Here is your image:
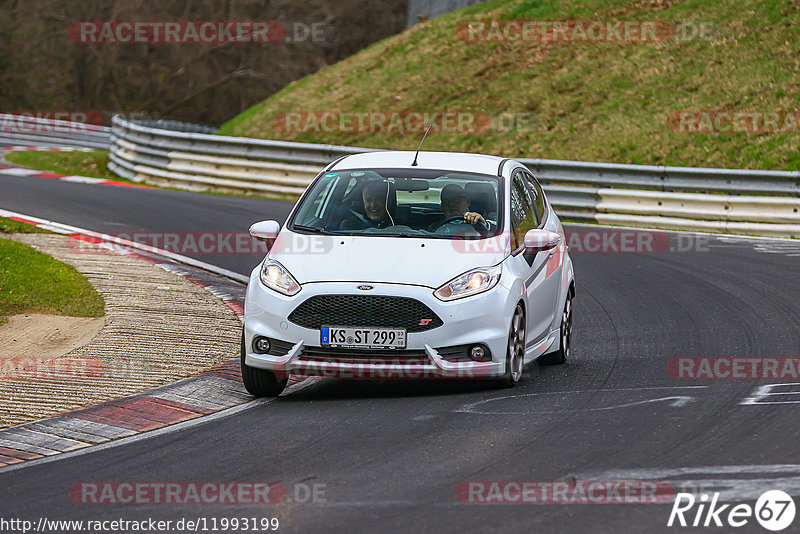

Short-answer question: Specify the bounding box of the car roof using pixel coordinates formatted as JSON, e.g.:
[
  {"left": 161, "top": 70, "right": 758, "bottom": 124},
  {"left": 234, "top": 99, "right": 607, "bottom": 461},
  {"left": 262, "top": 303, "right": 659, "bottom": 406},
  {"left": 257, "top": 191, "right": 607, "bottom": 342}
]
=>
[{"left": 330, "top": 151, "right": 506, "bottom": 176}]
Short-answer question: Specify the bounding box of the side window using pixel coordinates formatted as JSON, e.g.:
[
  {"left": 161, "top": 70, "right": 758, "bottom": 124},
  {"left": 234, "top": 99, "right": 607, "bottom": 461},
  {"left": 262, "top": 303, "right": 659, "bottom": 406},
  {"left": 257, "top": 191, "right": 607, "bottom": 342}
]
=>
[
  {"left": 510, "top": 171, "right": 537, "bottom": 252},
  {"left": 522, "top": 171, "right": 546, "bottom": 226}
]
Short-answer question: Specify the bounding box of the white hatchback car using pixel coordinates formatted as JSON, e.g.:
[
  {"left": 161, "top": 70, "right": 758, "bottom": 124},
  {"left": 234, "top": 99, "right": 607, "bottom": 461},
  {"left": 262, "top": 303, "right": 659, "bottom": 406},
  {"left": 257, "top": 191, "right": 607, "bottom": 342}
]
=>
[{"left": 242, "top": 151, "right": 574, "bottom": 396}]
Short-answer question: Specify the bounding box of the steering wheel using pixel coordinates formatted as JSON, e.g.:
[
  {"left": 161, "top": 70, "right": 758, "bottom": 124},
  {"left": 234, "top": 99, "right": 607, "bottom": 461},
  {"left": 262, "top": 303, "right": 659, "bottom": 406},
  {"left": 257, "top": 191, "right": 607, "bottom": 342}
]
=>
[{"left": 431, "top": 215, "right": 471, "bottom": 231}]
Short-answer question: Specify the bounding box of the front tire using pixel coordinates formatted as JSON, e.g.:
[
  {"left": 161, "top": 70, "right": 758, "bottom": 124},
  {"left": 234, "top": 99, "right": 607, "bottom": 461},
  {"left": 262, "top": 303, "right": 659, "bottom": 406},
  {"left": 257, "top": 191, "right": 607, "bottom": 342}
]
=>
[
  {"left": 498, "top": 304, "right": 525, "bottom": 388},
  {"left": 241, "top": 329, "right": 288, "bottom": 397},
  {"left": 539, "top": 292, "right": 573, "bottom": 366}
]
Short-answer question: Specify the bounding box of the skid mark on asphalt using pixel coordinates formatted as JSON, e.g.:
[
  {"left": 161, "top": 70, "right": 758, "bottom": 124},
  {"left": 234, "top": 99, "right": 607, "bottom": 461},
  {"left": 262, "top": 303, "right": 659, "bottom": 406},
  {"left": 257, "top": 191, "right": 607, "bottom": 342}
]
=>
[{"left": 455, "top": 386, "right": 708, "bottom": 415}]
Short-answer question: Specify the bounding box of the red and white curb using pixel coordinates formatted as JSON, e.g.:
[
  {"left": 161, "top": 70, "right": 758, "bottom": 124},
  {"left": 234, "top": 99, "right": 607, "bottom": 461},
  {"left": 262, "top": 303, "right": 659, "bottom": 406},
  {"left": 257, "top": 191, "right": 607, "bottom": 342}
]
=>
[
  {"left": 0, "top": 209, "right": 316, "bottom": 469},
  {"left": 0, "top": 162, "right": 154, "bottom": 189}
]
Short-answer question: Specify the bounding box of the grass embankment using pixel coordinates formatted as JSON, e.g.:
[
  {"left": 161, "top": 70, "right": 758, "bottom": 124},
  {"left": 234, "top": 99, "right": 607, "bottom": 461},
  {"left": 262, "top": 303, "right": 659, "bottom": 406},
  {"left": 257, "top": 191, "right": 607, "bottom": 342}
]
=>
[
  {"left": 219, "top": 0, "right": 800, "bottom": 171},
  {"left": 0, "top": 217, "right": 51, "bottom": 234},
  {"left": 0, "top": 236, "right": 105, "bottom": 325},
  {"left": 4, "top": 150, "right": 118, "bottom": 181}
]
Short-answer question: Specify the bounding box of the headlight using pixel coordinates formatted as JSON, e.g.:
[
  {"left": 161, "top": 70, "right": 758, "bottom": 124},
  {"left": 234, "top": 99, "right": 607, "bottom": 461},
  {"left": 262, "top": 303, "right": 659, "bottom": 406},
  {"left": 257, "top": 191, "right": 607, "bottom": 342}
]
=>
[
  {"left": 259, "top": 260, "right": 301, "bottom": 296},
  {"left": 434, "top": 265, "right": 502, "bottom": 301}
]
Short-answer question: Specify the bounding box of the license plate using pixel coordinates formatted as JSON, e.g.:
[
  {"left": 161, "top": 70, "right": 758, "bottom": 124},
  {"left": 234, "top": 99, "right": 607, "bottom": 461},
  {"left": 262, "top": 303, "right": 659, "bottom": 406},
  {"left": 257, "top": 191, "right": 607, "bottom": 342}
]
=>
[{"left": 321, "top": 326, "right": 406, "bottom": 349}]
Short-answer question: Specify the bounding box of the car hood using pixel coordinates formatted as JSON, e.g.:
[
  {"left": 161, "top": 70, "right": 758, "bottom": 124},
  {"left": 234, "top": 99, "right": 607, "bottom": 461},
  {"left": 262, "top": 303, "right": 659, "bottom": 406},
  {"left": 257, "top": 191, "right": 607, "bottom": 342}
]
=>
[{"left": 269, "top": 231, "right": 510, "bottom": 289}]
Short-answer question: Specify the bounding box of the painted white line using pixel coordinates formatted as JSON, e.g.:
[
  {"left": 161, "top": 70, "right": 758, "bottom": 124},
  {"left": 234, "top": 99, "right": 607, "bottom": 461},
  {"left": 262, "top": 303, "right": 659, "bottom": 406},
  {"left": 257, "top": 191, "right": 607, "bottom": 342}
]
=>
[
  {"left": 740, "top": 383, "right": 800, "bottom": 405},
  {"left": 60, "top": 175, "right": 105, "bottom": 184},
  {"left": 0, "top": 208, "right": 249, "bottom": 284},
  {"left": 0, "top": 376, "right": 321, "bottom": 474},
  {"left": 572, "top": 465, "right": 800, "bottom": 502},
  {"left": 0, "top": 167, "right": 37, "bottom": 176}
]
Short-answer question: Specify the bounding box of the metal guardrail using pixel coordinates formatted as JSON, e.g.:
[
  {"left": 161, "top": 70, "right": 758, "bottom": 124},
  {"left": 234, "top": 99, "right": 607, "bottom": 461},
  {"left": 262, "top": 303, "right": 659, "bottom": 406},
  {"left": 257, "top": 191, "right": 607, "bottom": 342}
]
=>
[
  {"left": 0, "top": 114, "right": 112, "bottom": 150},
  {"left": 3, "top": 112, "right": 792, "bottom": 239},
  {"left": 109, "top": 115, "right": 372, "bottom": 196},
  {"left": 521, "top": 159, "right": 800, "bottom": 196},
  {"left": 107, "top": 114, "right": 800, "bottom": 238}
]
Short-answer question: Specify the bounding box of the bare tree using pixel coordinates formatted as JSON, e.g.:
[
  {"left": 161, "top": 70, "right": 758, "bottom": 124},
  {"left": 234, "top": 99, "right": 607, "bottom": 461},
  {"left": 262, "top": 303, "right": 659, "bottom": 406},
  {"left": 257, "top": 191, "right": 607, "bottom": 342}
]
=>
[{"left": 0, "top": 0, "right": 408, "bottom": 125}]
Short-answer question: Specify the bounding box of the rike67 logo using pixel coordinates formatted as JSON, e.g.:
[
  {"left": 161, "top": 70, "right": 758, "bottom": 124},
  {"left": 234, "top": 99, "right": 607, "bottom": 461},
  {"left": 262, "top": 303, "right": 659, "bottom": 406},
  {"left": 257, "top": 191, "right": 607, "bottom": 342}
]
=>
[{"left": 668, "top": 490, "right": 796, "bottom": 531}]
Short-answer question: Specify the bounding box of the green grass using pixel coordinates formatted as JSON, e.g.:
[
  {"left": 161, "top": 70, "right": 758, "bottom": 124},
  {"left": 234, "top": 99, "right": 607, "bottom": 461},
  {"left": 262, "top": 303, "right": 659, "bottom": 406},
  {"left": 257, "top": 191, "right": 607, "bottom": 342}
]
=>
[
  {"left": 0, "top": 217, "right": 52, "bottom": 234},
  {"left": 218, "top": 0, "right": 800, "bottom": 171},
  {"left": 5, "top": 150, "right": 119, "bottom": 181},
  {"left": 0, "top": 238, "right": 105, "bottom": 325}
]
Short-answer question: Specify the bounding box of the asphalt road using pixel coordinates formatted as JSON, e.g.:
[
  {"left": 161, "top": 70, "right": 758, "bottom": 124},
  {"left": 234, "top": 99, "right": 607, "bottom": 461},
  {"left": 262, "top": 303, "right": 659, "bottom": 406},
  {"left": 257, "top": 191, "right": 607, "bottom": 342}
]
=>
[{"left": 2, "top": 170, "right": 800, "bottom": 533}]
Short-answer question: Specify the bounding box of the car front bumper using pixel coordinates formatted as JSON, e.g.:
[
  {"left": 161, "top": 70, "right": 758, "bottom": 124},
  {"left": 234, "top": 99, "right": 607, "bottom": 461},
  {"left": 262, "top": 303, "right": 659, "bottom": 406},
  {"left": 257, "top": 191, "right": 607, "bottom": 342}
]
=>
[{"left": 243, "top": 271, "right": 513, "bottom": 380}]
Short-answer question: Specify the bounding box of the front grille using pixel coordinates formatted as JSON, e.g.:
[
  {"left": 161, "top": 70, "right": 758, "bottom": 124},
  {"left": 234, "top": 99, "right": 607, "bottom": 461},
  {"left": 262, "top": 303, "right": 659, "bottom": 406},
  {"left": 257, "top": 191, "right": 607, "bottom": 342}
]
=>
[
  {"left": 288, "top": 295, "right": 443, "bottom": 333},
  {"left": 299, "top": 346, "right": 428, "bottom": 364}
]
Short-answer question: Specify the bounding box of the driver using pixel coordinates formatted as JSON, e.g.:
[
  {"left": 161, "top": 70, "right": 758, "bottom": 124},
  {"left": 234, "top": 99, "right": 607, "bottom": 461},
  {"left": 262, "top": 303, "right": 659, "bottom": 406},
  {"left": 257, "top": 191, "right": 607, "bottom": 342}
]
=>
[
  {"left": 340, "top": 181, "right": 395, "bottom": 230},
  {"left": 433, "top": 184, "right": 488, "bottom": 231}
]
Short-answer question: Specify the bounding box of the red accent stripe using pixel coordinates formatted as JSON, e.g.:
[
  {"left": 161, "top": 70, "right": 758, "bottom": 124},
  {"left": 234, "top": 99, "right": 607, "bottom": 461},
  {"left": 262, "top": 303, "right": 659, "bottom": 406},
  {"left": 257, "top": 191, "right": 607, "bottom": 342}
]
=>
[
  {"left": 203, "top": 359, "right": 242, "bottom": 381},
  {"left": 545, "top": 246, "right": 563, "bottom": 278},
  {"left": 0, "top": 446, "right": 44, "bottom": 460},
  {"left": 32, "top": 172, "right": 66, "bottom": 178},
  {"left": 74, "top": 397, "right": 210, "bottom": 431},
  {"left": 0, "top": 454, "right": 23, "bottom": 464},
  {"left": 100, "top": 180, "right": 156, "bottom": 189},
  {"left": 223, "top": 300, "right": 244, "bottom": 316},
  {"left": 126, "top": 253, "right": 160, "bottom": 264},
  {"left": 8, "top": 216, "right": 39, "bottom": 226},
  {"left": 69, "top": 233, "right": 104, "bottom": 244}
]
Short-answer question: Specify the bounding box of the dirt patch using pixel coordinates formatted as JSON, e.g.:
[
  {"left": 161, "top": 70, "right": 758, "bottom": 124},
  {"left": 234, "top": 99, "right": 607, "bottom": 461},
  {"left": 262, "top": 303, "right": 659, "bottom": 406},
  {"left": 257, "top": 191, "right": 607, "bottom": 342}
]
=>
[
  {"left": 0, "top": 314, "right": 105, "bottom": 360},
  {"left": 0, "top": 233, "right": 241, "bottom": 429}
]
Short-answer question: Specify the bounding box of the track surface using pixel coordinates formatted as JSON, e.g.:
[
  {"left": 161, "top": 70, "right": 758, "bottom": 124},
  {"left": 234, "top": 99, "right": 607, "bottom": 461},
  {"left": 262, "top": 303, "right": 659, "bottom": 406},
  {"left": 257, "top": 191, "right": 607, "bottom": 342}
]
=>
[{"left": 1, "top": 170, "right": 800, "bottom": 533}]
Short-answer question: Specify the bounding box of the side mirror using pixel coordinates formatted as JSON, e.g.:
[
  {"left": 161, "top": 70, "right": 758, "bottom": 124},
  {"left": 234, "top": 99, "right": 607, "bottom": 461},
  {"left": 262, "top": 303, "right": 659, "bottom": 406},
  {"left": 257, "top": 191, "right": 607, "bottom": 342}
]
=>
[
  {"left": 524, "top": 229, "right": 562, "bottom": 253},
  {"left": 249, "top": 220, "right": 281, "bottom": 242}
]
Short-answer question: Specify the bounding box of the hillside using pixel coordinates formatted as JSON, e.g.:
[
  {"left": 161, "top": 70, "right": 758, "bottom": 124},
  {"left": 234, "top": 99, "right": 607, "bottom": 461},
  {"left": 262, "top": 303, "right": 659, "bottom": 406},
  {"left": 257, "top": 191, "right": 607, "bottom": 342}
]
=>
[{"left": 218, "top": 0, "right": 800, "bottom": 170}]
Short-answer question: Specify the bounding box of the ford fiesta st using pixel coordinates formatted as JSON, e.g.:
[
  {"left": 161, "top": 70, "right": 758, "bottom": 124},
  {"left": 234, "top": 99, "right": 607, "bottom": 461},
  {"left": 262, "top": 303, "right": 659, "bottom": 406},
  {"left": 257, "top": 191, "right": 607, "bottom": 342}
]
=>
[{"left": 241, "top": 151, "right": 575, "bottom": 397}]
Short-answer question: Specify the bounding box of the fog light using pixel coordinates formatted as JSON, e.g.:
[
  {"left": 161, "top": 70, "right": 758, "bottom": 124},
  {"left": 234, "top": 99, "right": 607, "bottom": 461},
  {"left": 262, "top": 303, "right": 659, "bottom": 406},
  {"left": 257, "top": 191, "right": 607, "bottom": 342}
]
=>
[
  {"left": 254, "top": 336, "right": 271, "bottom": 354},
  {"left": 470, "top": 345, "right": 487, "bottom": 361}
]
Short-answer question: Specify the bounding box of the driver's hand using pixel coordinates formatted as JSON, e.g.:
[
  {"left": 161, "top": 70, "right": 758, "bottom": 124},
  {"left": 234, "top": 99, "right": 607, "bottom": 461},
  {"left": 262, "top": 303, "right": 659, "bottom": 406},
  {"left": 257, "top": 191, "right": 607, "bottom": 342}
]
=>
[{"left": 463, "top": 211, "right": 486, "bottom": 226}]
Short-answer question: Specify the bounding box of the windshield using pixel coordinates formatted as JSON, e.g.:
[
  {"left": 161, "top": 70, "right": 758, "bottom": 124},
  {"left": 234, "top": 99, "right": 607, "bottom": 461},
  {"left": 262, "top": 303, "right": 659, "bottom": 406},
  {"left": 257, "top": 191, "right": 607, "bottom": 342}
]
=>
[{"left": 289, "top": 168, "right": 503, "bottom": 239}]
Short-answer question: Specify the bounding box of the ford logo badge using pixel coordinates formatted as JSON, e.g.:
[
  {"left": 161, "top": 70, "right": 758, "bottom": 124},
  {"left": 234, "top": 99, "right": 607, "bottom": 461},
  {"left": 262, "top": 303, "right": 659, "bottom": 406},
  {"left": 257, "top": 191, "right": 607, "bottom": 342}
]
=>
[{"left": 357, "top": 285, "right": 374, "bottom": 291}]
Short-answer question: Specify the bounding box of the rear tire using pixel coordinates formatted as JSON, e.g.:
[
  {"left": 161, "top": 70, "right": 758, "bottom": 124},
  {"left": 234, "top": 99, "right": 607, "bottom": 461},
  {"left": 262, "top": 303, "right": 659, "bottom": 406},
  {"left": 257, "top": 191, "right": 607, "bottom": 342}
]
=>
[
  {"left": 498, "top": 304, "right": 525, "bottom": 388},
  {"left": 539, "top": 292, "right": 572, "bottom": 366},
  {"left": 240, "top": 329, "right": 288, "bottom": 397}
]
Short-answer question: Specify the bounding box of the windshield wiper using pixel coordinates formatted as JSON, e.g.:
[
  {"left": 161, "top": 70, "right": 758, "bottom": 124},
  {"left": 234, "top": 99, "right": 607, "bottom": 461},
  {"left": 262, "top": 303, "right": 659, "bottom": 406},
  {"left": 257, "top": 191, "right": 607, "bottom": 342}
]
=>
[{"left": 292, "top": 224, "right": 337, "bottom": 234}]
